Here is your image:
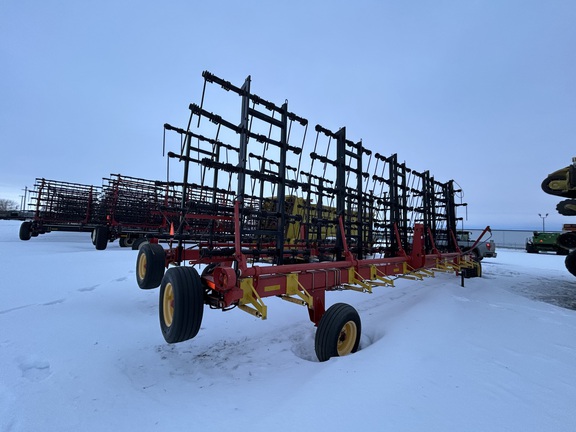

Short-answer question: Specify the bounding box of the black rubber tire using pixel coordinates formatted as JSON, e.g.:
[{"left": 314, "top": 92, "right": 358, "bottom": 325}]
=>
[
  {"left": 556, "top": 199, "right": 576, "bottom": 216},
  {"left": 565, "top": 250, "right": 576, "bottom": 277},
  {"left": 136, "top": 243, "right": 165, "bottom": 289},
  {"left": 131, "top": 237, "right": 148, "bottom": 250},
  {"left": 94, "top": 226, "right": 109, "bottom": 250},
  {"left": 557, "top": 232, "right": 576, "bottom": 250},
  {"left": 471, "top": 248, "right": 483, "bottom": 262},
  {"left": 159, "top": 266, "right": 204, "bottom": 344},
  {"left": 119, "top": 236, "right": 136, "bottom": 248},
  {"left": 201, "top": 263, "right": 218, "bottom": 278},
  {"left": 19, "top": 222, "right": 32, "bottom": 241},
  {"left": 463, "top": 262, "right": 482, "bottom": 278},
  {"left": 315, "top": 303, "right": 361, "bottom": 362},
  {"left": 542, "top": 172, "right": 576, "bottom": 198},
  {"left": 541, "top": 174, "right": 567, "bottom": 196}
]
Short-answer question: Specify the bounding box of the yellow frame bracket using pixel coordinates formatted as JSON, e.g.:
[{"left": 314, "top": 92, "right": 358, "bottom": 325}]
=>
[
  {"left": 342, "top": 268, "right": 373, "bottom": 293},
  {"left": 371, "top": 265, "right": 395, "bottom": 287},
  {"left": 459, "top": 258, "right": 482, "bottom": 276},
  {"left": 238, "top": 278, "right": 268, "bottom": 320},
  {"left": 435, "top": 259, "right": 460, "bottom": 272},
  {"left": 398, "top": 262, "right": 434, "bottom": 281},
  {"left": 459, "top": 259, "right": 475, "bottom": 269},
  {"left": 282, "top": 273, "right": 313, "bottom": 308}
]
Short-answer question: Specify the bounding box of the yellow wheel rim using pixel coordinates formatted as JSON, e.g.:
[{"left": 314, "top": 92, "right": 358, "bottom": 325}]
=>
[
  {"left": 550, "top": 179, "right": 568, "bottom": 192},
  {"left": 163, "top": 282, "right": 174, "bottom": 327},
  {"left": 337, "top": 320, "right": 357, "bottom": 356},
  {"left": 138, "top": 254, "right": 147, "bottom": 281}
]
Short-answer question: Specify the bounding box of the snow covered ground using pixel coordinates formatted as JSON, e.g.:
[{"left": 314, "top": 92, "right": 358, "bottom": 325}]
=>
[{"left": 1, "top": 219, "right": 575, "bottom": 431}]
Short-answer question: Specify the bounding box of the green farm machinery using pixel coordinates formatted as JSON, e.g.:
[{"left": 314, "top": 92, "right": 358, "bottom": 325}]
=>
[{"left": 541, "top": 158, "right": 576, "bottom": 275}]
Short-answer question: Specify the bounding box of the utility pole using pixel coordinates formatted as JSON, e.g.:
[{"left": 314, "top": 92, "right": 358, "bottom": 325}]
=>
[
  {"left": 538, "top": 213, "right": 548, "bottom": 232},
  {"left": 21, "top": 186, "right": 28, "bottom": 211}
]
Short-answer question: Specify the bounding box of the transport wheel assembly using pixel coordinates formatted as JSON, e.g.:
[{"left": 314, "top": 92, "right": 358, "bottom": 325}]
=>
[
  {"left": 19, "top": 221, "right": 32, "bottom": 241},
  {"left": 315, "top": 303, "right": 361, "bottom": 362},
  {"left": 565, "top": 250, "right": 576, "bottom": 277},
  {"left": 136, "top": 243, "right": 165, "bottom": 289},
  {"left": 159, "top": 266, "right": 204, "bottom": 344},
  {"left": 94, "top": 226, "right": 109, "bottom": 251}
]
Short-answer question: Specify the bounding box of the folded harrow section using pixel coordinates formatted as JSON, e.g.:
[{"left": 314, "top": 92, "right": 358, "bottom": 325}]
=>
[
  {"left": 20, "top": 174, "right": 210, "bottom": 249},
  {"left": 100, "top": 174, "right": 166, "bottom": 229},
  {"left": 19, "top": 178, "right": 101, "bottom": 240},
  {"left": 137, "top": 71, "right": 484, "bottom": 361},
  {"left": 161, "top": 71, "right": 308, "bottom": 264},
  {"left": 93, "top": 174, "right": 175, "bottom": 249}
]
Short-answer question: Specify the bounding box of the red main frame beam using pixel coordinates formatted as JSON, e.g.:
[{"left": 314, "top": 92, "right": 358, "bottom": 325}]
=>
[{"left": 199, "top": 202, "right": 472, "bottom": 325}]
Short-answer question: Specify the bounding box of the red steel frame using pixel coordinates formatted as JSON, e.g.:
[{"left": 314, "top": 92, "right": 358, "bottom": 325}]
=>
[
  {"left": 158, "top": 202, "right": 486, "bottom": 326},
  {"left": 145, "top": 70, "right": 488, "bottom": 329}
]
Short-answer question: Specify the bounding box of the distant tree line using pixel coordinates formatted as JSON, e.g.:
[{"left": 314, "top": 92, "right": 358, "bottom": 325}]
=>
[{"left": 0, "top": 198, "right": 19, "bottom": 211}]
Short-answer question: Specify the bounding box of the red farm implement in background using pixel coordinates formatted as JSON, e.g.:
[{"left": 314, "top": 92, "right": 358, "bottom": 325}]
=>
[
  {"left": 19, "top": 178, "right": 101, "bottom": 241},
  {"left": 91, "top": 174, "right": 184, "bottom": 250},
  {"left": 134, "top": 71, "right": 487, "bottom": 361},
  {"left": 19, "top": 174, "right": 186, "bottom": 250}
]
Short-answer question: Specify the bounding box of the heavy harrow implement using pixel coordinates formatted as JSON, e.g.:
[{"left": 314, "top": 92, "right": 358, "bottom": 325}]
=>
[
  {"left": 19, "top": 174, "right": 185, "bottom": 249},
  {"left": 19, "top": 178, "right": 101, "bottom": 241},
  {"left": 136, "top": 71, "right": 483, "bottom": 361},
  {"left": 92, "top": 174, "right": 183, "bottom": 250}
]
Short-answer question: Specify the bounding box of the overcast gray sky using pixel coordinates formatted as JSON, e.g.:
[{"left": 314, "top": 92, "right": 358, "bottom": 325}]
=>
[{"left": 1, "top": 1, "right": 575, "bottom": 230}]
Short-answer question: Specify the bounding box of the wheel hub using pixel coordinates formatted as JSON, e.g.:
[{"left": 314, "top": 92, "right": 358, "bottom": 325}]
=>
[
  {"left": 337, "top": 320, "right": 358, "bottom": 356},
  {"left": 163, "top": 283, "right": 175, "bottom": 327},
  {"left": 138, "top": 255, "right": 147, "bottom": 280}
]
